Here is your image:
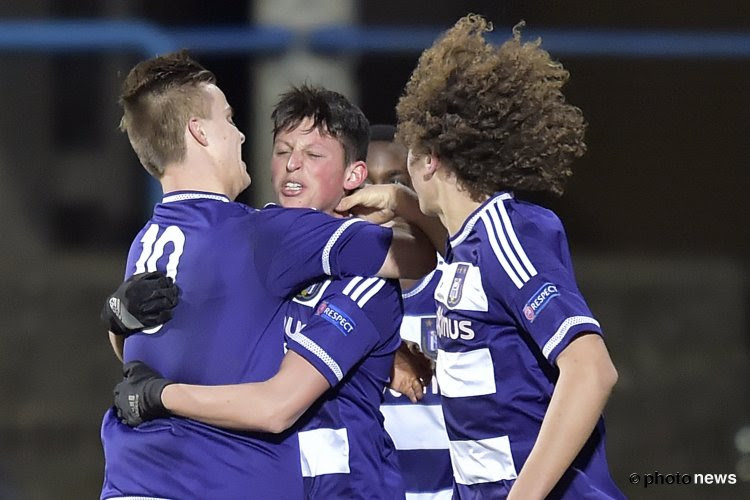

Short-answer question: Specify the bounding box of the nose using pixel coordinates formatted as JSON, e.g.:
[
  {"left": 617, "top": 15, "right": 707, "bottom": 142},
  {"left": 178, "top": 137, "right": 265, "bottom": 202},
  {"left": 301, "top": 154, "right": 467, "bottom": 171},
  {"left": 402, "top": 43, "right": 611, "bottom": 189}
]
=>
[{"left": 286, "top": 151, "right": 302, "bottom": 172}]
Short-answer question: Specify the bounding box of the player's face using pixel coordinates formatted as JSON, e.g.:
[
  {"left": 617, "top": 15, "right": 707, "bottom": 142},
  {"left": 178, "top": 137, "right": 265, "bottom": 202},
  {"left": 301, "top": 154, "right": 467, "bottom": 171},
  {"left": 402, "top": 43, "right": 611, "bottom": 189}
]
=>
[
  {"left": 202, "top": 84, "right": 250, "bottom": 198},
  {"left": 365, "top": 141, "right": 410, "bottom": 188},
  {"left": 407, "top": 148, "right": 437, "bottom": 216},
  {"left": 271, "top": 117, "right": 354, "bottom": 214}
]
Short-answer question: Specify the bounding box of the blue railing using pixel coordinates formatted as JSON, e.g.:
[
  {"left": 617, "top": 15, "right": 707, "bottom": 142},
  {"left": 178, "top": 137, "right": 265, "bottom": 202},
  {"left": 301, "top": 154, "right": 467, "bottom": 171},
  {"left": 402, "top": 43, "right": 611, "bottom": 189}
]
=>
[{"left": 1, "top": 19, "right": 750, "bottom": 59}]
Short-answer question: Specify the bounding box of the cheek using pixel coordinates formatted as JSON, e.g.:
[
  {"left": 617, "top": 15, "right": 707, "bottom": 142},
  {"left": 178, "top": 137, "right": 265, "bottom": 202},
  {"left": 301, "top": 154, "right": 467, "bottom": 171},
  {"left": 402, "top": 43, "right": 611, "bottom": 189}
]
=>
[
  {"left": 270, "top": 160, "right": 285, "bottom": 182},
  {"left": 406, "top": 162, "right": 416, "bottom": 179},
  {"left": 317, "top": 177, "right": 340, "bottom": 198}
]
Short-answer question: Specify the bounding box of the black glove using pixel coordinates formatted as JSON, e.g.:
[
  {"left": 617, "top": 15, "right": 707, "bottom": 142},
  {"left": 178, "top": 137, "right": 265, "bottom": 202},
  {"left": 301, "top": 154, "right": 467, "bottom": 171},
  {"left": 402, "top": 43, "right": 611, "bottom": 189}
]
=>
[
  {"left": 101, "top": 271, "right": 179, "bottom": 336},
  {"left": 114, "top": 361, "right": 174, "bottom": 426}
]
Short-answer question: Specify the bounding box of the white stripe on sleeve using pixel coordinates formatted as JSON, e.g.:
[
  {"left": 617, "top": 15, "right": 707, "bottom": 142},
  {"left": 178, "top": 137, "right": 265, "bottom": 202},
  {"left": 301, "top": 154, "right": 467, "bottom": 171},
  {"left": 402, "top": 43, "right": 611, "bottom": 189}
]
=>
[
  {"left": 487, "top": 205, "right": 530, "bottom": 282},
  {"left": 348, "top": 277, "right": 380, "bottom": 302},
  {"left": 542, "top": 316, "right": 600, "bottom": 359},
  {"left": 480, "top": 213, "right": 524, "bottom": 289},
  {"left": 342, "top": 276, "right": 363, "bottom": 295},
  {"left": 322, "top": 218, "right": 362, "bottom": 275},
  {"left": 497, "top": 200, "right": 537, "bottom": 277},
  {"left": 287, "top": 330, "right": 343, "bottom": 381},
  {"left": 356, "top": 279, "right": 386, "bottom": 307}
]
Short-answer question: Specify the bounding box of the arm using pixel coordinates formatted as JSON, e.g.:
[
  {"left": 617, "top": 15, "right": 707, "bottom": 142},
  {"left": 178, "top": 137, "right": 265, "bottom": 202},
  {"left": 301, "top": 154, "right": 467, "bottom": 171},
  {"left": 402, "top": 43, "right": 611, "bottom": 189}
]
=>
[
  {"left": 378, "top": 221, "right": 438, "bottom": 280},
  {"left": 162, "top": 351, "right": 330, "bottom": 433},
  {"left": 338, "top": 184, "right": 447, "bottom": 256},
  {"left": 100, "top": 271, "right": 179, "bottom": 359},
  {"left": 507, "top": 334, "right": 618, "bottom": 500},
  {"left": 258, "top": 203, "right": 438, "bottom": 291},
  {"left": 389, "top": 341, "right": 433, "bottom": 403},
  {"left": 109, "top": 332, "right": 124, "bottom": 362}
]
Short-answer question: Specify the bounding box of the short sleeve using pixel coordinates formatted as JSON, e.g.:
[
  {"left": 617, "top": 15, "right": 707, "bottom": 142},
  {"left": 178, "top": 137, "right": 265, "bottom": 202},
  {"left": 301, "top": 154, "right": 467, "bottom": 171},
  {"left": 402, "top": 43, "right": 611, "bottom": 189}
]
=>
[
  {"left": 285, "top": 279, "right": 402, "bottom": 386},
  {"left": 254, "top": 206, "right": 393, "bottom": 297},
  {"left": 502, "top": 269, "right": 602, "bottom": 365},
  {"left": 479, "top": 201, "right": 603, "bottom": 365}
]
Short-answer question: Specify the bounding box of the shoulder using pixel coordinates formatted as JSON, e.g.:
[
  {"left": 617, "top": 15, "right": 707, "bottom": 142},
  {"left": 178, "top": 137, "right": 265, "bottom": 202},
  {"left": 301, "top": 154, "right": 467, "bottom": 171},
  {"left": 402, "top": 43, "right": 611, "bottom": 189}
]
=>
[
  {"left": 329, "top": 276, "right": 400, "bottom": 310},
  {"left": 463, "top": 196, "right": 568, "bottom": 292},
  {"left": 290, "top": 276, "right": 400, "bottom": 310},
  {"left": 257, "top": 204, "right": 331, "bottom": 224}
]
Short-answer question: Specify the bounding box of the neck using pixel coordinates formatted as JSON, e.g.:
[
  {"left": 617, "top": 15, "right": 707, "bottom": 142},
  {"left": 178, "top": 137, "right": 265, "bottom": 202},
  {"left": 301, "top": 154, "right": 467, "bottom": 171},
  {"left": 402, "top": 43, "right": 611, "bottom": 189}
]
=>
[
  {"left": 433, "top": 181, "right": 486, "bottom": 237},
  {"left": 399, "top": 277, "right": 419, "bottom": 291},
  {"left": 160, "top": 160, "right": 237, "bottom": 200}
]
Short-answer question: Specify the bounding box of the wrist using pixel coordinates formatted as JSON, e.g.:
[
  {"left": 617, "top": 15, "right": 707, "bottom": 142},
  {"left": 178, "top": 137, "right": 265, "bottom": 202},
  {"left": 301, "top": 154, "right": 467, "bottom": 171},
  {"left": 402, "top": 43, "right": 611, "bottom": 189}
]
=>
[
  {"left": 144, "top": 377, "right": 174, "bottom": 418},
  {"left": 393, "top": 184, "right": 415, "bottom": 218},
  {"left": 160, "top": 383, "right": 178, "bottom": 411}
]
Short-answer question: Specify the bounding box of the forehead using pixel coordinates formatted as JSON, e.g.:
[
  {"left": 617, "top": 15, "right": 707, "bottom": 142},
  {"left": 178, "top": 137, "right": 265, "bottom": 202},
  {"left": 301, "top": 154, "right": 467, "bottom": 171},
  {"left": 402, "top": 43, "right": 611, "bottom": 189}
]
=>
[
  {"left": 203, "top": 83, "right": 229, "bottom": 109},
  {"left": 276, "top": 117, "right": 341, "bottom": 146}
]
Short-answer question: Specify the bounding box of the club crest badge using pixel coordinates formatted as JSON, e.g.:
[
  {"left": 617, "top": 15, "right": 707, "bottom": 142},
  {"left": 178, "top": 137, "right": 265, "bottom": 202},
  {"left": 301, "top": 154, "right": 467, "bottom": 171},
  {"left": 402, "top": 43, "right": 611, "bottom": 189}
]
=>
[
  {"left": 296, "top": 282, "right": 323, "bottom": 302},
  {"left": 447, "top": 263, "right": 469, "bottom": 308},
  {"left": 420, "top": 317, "right": 439, "bottom": 360}
]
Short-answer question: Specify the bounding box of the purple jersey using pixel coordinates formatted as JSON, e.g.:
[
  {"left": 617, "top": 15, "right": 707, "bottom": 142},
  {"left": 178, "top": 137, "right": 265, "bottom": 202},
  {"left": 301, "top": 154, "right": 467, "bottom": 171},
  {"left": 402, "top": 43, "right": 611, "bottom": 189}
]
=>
[
  {"left": 436, "top": 192, "right": 624, "bottom": 499},
  {"left": 101, "top": 191, "right": 392, "bottom": 500},
  {"left": 283, "top": 276, "right": 404, "bottom": 499},
  {"left": 381, "top": 267, "right": 454, "bottom": 499}
]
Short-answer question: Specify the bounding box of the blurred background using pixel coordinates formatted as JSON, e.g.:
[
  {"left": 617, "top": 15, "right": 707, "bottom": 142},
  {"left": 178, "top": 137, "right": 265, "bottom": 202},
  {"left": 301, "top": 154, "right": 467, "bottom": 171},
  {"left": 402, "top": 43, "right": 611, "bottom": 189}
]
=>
[{"left": 0, "top": 1, "right": 748, "bottom": 498}]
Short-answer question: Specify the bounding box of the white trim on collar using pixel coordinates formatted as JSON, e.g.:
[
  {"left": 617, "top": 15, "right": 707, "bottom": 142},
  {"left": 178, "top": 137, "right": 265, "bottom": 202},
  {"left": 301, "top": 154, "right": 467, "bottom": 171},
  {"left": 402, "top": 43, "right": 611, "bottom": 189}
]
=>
[
  {"left": 450, "top": 192, "right": 513, "bottom": 247},
  {"left": 162, "top": 193, "right": 230, "bottom": 204}
]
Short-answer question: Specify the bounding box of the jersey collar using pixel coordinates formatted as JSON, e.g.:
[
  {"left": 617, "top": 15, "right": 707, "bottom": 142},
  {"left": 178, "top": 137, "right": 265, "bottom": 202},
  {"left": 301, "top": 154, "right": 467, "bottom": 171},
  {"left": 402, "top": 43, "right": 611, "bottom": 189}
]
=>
[
  {"left": 162, "top": 191, "right": 231, "bottom": 204},
  {"left": 449, "top": 191, "right": 513, "bottom": 247}
]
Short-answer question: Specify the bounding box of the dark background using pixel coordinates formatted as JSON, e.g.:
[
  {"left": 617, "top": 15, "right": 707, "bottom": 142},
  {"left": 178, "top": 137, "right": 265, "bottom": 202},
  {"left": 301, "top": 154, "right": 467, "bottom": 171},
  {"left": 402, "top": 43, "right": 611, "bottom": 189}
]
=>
[{"left": 0, "top": 1, "right": 748, "bottom": 499}]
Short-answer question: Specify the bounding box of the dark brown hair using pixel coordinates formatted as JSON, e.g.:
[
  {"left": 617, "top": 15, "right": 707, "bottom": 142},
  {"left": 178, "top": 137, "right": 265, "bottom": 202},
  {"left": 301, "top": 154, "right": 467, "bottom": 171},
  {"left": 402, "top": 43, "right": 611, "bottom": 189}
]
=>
[
  {"left": 272, "top": 85, "right": 369, "bottom": 165},
  {"left": 396, "top": 15, "right": 587, "bottom": 198},
  {"left": 119, "top": 50, "right": 216, "bottom": 177}
]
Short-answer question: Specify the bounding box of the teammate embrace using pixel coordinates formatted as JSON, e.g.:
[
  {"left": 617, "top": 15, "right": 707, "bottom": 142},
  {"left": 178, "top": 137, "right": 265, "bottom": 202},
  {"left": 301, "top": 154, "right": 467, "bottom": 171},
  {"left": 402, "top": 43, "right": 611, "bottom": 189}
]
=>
[{"left": 101, "top": 13, "right": 624, "bottom": 500}]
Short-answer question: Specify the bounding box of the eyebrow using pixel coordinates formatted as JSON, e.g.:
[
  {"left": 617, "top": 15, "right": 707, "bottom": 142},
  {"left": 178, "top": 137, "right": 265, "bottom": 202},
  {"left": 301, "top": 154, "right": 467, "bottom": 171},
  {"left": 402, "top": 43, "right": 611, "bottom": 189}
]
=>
[{"left": 274, "top": 138, "right": 330, "bottom": 151}]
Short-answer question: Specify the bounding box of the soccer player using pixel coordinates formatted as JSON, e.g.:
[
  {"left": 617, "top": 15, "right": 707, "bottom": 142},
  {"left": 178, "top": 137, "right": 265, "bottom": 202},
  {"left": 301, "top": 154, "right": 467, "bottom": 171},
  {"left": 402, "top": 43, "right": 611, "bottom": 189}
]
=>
[
  {"left": 101, "top": 53, "right": 431, "bottom": 500},
  {"left": 369, "top": 124, "right": 454, "bottom": 499},
  {"left": 337, "top": 15, "right": 625, "bottom": 500}
]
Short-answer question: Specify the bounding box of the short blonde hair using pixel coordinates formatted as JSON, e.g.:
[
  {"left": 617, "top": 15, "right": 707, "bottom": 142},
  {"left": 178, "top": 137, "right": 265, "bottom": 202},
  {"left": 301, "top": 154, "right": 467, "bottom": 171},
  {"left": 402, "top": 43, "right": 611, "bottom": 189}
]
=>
[{"left": 119, "top": 50, "right": 216, "bottom": 177}]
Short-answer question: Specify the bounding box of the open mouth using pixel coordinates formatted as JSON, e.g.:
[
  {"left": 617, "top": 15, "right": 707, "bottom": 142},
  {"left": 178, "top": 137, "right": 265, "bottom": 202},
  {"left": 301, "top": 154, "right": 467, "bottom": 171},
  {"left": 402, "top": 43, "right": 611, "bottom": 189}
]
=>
[{"left": 282, "top": 181, "right": 303, "bottom": 194}]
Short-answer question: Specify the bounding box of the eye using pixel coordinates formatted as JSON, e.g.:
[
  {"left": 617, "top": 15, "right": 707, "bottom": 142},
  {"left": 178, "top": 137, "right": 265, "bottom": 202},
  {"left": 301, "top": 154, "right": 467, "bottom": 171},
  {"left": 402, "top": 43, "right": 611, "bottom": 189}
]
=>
[
  {"left": 274, "top": 149, "right": 290, "bottom": 156},
  {"left": 307, "top": 152, "right": 324, "bottom": 159}
]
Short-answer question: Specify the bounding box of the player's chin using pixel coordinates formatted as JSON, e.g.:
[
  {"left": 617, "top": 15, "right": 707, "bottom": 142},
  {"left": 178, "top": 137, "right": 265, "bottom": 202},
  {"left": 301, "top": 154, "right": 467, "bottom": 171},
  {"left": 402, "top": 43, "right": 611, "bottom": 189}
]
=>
[{"left": 278, "top": 193, "right": 309, "bottom": 209}]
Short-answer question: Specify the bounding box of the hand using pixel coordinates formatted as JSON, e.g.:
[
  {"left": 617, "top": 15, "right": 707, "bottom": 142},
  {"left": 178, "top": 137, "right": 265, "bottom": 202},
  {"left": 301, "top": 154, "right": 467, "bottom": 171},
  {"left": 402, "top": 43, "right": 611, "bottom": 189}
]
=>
[
  {"left": 389, "top": 341, "right": 434, "bottom": 403},
  {"left": 336, "top": 184, "right": 406, "bottom": 224},
  {"left": 101, "top": 271, "right": 179, "bottom": 336},
  {"left": 114, "top": 361, "right": 173, "bottom": 426}
]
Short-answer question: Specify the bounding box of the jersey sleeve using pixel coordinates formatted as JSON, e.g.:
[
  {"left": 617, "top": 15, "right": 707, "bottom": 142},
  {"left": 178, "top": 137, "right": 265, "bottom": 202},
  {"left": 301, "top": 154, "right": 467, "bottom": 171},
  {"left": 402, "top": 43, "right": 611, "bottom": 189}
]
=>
[
  {"left": 481, "top": 214, "right": 602, "bottom": 365},
  {"left": 285, "top": 279, "right": 402, "bottom": 387},
  {"left": 506, "top": 270, "right": 602, "bottom": 364},
  {"left": 254, "top": 206, "right": 393, "bottom": 297}
]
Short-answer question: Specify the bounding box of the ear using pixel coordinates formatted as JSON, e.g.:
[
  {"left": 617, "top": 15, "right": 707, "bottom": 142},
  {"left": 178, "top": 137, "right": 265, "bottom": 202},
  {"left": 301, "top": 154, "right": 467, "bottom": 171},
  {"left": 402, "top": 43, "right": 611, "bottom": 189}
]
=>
[
  {"left": 423, "top": 153, "right": 439, "bottom": 177},
  {"left": 343, "top": 161, "right": 367, "bottom": 190},
  {"left": 187, "top": 117, "right": 209, "bottom": 147}
]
